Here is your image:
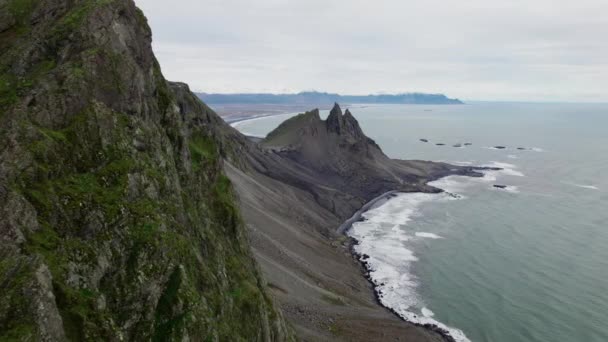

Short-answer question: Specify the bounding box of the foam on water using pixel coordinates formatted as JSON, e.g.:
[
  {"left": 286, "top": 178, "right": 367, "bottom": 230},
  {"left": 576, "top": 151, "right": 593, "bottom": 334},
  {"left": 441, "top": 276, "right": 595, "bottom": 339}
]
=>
[
  {"left": 422, "top": 307, "right": 435, "bottom": 317},
  {"left": 415, "top": 232, "right": 443, "bottom": 239},
  {"left": 507, "top": 154, "right": 519, "bottom": 159},
  {"left": 492, "top": 185, "right": 520, "bottom": 193},
  {"left": 483, "top": 161, "right": 525, "bottom": 177},
  {"left": 348, "top": 190, "right": 472, "bottom": 342}
]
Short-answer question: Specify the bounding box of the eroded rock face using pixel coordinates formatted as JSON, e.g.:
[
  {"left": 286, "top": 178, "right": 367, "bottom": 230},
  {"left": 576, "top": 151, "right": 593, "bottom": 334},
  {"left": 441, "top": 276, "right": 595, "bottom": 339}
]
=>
[
  {"left": 256, "top": 103, "right": 487, "bottom": 221},
  {"left": 0, "top": 0, "right": 292, "bottom": 340}
]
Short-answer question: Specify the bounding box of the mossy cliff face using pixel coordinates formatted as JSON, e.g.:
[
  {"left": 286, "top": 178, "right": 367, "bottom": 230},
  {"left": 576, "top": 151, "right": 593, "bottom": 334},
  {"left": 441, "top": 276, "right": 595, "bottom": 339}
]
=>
[{"left": 0, "top": 0, "right": 292, "bottom": 340}]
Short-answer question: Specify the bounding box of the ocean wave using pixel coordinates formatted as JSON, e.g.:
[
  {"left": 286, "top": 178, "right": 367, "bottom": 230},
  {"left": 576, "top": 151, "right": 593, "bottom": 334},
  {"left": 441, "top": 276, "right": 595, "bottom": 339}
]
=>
[
  {"left": 429, "top": 175, "right": 478, "bottom": 194},
  {"left": 483, "top": 161, "right": 525, "bottom": 177},
  {"left": 507, "top": 154, "right": 519, "bottom": 159},
  {"left": 421, "top": 307, "right": 435, "bottom": 317},
  {"left": 348, "top": 192, "right": 472, "bottom": 342},
  {"left": 415, "top": 232, "right": 443, "bottom": 239}
]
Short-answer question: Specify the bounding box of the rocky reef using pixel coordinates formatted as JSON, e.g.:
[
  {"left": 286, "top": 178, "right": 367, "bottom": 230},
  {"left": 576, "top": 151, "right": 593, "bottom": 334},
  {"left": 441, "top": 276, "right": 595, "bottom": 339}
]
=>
[{"left": 0, "top": 0, "right": 292, "bottom": 340}]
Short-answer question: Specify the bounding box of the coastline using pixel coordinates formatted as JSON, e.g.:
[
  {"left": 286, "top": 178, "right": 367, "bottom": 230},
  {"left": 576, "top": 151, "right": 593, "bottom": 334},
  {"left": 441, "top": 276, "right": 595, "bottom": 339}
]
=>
[
  {"left": 346, "top": 231, "right": 458, "bottom": 342},
  {"left": 210, "top": 103, "right": 333, "bottom": 124},
  {"left": 336, "top": 171, "right": 497, "bottom": 342},
  {"left": 336, "top": 190, "right": 400, "bottom": 234},
  {"left": 226, "top": 111, "right": 295, "bottom": 124}
]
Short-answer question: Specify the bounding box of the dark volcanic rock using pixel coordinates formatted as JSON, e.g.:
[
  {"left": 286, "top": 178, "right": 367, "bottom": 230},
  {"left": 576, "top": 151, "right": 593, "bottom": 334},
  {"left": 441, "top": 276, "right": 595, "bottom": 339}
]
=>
[
  {"left": 420, "top": 138, "right": 429, "bottom": 142},
  {"left": 494, "top": 146, "right": 507, "bottom": 149},
  {"left": 493, "top": 185, "right": 508, "bottom": 189},
  {"left": 259, "top": 103, "right": 490, "bottom": 220},
  {"left": 453, "top": 144, "right": 462, "bottom": 148},
  {"left": 464, "top": 142, "right": 472, "bottom": 146},
  {"left": 517, "top": 147, "right": 527, "bottom": 150},
  {"left": 436, "top": 143, "right": 446, "bottom": 146}
]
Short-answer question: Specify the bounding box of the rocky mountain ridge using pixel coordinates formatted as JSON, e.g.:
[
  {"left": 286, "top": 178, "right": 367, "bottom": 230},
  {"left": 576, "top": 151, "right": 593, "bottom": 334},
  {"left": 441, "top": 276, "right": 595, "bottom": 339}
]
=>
[
  {"left": 197, "top": 91, "right": 464, "bottom": 105},
  {"left": 0, "top": 0, "right": 291, "bottom": 340},
  {"left": 257, "top": 103, "right": 485, "bottom": 217}
]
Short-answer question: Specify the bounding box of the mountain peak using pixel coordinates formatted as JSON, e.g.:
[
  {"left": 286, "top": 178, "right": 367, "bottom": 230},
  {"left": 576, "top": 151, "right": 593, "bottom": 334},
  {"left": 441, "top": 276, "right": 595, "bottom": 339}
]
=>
[
  {"left": 324, "top": 104, "right": 365, "bottom": 142},
  {"left": 326, "top": 102, "right": 344, "bottom": 134}
]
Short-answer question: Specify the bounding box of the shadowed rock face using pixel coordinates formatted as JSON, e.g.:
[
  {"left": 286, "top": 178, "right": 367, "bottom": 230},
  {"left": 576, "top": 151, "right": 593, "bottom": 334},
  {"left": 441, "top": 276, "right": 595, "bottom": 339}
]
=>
[
  {"left": 256, "top": 103, "right": 485, "bottom": 218},
  {"left": 0, "top": 0, "right": 292, "bottom": 340}
]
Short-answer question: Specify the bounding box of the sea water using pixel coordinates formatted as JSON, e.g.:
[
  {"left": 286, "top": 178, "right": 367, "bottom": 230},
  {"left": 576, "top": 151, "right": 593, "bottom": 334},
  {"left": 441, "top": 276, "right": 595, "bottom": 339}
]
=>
[{"left": 231, "top": 102, "right": 608, "bottom": 342}]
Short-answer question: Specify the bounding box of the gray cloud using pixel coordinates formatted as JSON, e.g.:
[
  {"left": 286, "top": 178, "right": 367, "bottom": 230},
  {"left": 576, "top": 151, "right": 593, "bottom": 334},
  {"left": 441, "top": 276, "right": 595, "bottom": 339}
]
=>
[{"left": 135, "top": 0, "right": 608, "bottom": 101}]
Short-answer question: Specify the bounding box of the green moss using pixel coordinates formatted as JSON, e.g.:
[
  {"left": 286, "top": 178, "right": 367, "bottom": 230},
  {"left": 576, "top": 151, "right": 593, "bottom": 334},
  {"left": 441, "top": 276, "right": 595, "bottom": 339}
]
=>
[
  {"left": 0, "top": 74, "right": 18, "bottom": 108},
  {"left": 0, "top": 322, "right": 36, "bottom": 341},
  {"left": 0, "top": 59, "right": 56, "bottom": 110},
  {"left": 49, "top": 0, "right": 117, "bottom": 45},
  {"left": 38, "top": 127, "right": 68, "bottom": 143},
  {"left": 153, "top": 267, "right": 186, "bottom": 341},
  {"left": 69, "top": 66, "right": 86, "bottom": 80},
  {"left": 55, "top": 2, "right": 93, "bottom": 33},
  {"left": 152, "top": 62, "right": 174, "bottom": 115},
  {"left": 0, "top": 255, "right": 38, "bottom": 340},
  {"left": 188, "top": 133, "right": 217, "bottom": 172},
  {"left": 8, "top": 0, "right": 36, "bottom": 26},
  {"left": 22, "top": 224, "right": 106, "bottom": 340},
  {"left": 211, "top": 175, "right": 240, "bottom": 230}
]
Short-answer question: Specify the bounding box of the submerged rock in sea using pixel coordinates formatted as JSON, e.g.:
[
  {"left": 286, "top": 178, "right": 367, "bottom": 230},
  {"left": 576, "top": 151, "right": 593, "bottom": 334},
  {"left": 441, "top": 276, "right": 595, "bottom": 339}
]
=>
[
  {"left": 436, "top": 143, "right": 445, "bottom": 146},
  {"left": 494, "top": 146, "right": 507, "bottom": 149},
  {"left": 453, "top": 144, "right": 462, "bottom": 148},
  {"left": 420, "top": 139, "right": 429, "bottom": 142},
  {"left": 464, "top": 142, "right": 472, "bottom": 146},
  {"left": 493, "top": 185, "right": 508, "bottom": 189},
  {"left": 517, "top": 147, "right": 527, "bottom": 150}
]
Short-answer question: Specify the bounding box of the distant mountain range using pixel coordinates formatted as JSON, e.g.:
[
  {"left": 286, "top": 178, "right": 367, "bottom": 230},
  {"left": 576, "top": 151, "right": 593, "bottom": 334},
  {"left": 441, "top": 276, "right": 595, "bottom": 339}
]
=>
[{"left": 196, "top": 91, "right": 463, "bottom": 105}]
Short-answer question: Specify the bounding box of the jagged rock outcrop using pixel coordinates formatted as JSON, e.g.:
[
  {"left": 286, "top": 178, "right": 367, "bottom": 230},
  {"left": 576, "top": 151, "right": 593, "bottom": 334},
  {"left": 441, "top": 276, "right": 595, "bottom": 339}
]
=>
[
  {"left": 257, "top": 103, "right": 485, "bottom": 219},
  {"left": 0, "top": 0, "right": 292, "bottom": 340}
]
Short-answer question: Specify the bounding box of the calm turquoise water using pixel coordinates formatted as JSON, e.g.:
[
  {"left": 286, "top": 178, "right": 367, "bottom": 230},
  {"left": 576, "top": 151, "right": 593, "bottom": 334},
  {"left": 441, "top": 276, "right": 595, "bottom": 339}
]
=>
[{"left": 231, "top": 103, "right": 608, "bottom": 342}]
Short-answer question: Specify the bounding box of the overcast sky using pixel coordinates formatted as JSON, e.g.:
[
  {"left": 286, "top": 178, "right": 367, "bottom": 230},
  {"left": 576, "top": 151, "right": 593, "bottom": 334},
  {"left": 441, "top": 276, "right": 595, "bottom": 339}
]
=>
[{"left": 135, "top": 0, "right": 607, "bottom": 102}]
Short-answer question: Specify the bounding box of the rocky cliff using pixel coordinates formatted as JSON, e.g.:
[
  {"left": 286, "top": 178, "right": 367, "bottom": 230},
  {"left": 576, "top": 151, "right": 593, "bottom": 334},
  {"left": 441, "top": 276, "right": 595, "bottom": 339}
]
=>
[
  {"left": 0, "top": 0, "right": 292, "bottom": 340},
  {"left": 259, "top": 103, "right": 484, "bottom": 219}
]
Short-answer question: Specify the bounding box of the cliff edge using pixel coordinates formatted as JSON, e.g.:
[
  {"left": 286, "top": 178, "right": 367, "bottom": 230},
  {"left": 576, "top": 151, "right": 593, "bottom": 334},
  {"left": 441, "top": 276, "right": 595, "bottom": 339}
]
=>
[{"left": 0, "top": 0, "right": 292, "bottom": 340}]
